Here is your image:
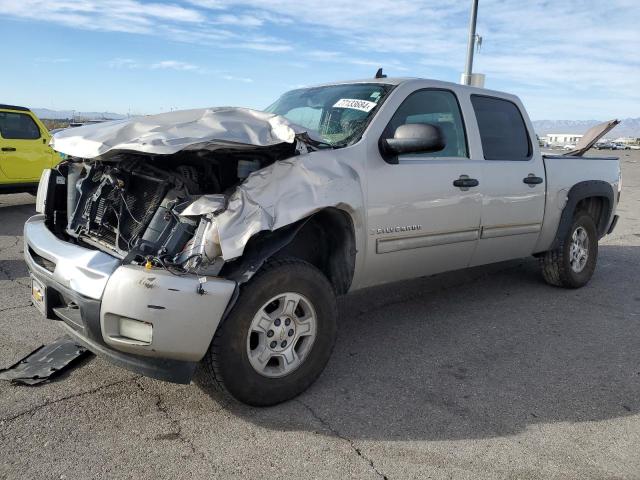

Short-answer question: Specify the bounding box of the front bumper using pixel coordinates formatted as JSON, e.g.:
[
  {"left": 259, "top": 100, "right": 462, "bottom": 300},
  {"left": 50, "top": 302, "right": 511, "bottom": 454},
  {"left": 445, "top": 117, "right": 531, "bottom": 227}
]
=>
[{"left": 23, "top": 215, "right": 236, "bottom": 384}]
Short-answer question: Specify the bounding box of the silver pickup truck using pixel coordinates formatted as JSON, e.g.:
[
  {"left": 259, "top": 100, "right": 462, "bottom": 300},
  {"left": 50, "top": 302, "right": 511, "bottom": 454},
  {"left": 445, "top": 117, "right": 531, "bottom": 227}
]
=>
[{"left": 25, "top": 77, "right": 621, "bottom": 405}]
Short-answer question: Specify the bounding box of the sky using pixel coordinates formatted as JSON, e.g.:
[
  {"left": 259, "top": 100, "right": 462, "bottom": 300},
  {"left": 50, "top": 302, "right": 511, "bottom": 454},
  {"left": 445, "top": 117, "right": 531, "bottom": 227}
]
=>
[{"left": 1, "top": 0, "right": 638, "bottom": 120}]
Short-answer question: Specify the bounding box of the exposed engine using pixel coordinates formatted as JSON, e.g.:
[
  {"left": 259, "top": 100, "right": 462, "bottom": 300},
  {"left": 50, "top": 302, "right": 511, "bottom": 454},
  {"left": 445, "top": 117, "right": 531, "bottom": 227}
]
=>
[
  {"left": 68, "top": 161, "right": 182, "bottom": 254},
  {"left": 55, "top": 146, "right": 291, "bottom": 274}
]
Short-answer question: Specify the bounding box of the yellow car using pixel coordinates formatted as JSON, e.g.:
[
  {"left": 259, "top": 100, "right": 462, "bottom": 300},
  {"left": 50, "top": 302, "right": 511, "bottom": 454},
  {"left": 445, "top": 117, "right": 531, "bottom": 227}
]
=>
[{"left": 0, "top": 104, "right": 60, "bottom": 194}]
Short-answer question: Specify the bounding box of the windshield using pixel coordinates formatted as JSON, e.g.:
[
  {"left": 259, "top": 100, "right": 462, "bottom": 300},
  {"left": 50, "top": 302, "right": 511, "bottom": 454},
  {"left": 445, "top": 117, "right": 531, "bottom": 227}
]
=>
[{"left": 265, "top": 83, "right": 393, "bottom": 147}]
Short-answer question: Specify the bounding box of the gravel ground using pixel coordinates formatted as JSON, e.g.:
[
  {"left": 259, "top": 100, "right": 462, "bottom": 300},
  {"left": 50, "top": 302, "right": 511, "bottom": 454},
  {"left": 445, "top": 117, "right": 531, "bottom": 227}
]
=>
[{"left": 1, "top": 151, "right": 639, "bottom": 480}]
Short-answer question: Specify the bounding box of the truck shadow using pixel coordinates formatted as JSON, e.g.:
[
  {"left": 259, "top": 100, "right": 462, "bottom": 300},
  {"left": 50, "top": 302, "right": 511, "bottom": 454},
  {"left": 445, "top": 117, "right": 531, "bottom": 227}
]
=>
[{"left": 201, "top": 244, "right": 640, "bottom": 441}]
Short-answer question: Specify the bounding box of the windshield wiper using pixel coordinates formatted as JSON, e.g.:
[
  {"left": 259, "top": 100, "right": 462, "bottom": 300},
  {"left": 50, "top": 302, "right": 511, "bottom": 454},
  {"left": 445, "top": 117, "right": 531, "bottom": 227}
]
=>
[{"left": 298, "top": 133, "right": 334, "bottom": 150}]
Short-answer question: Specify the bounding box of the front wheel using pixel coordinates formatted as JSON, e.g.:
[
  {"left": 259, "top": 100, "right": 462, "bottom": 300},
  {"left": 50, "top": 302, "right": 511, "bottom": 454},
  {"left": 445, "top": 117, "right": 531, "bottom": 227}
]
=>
[
  {"left": 540, "top": 211, "right": 598, "bottom": 288},
  {"left": 202, "top": 258, "right": 337, "bottom": 406}
]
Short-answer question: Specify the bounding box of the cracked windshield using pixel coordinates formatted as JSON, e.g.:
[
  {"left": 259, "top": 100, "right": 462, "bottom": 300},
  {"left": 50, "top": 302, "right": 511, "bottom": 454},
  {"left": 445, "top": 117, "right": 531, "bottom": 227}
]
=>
[{"left": 266, "top": 83, "right": 392, "bottom": 146}]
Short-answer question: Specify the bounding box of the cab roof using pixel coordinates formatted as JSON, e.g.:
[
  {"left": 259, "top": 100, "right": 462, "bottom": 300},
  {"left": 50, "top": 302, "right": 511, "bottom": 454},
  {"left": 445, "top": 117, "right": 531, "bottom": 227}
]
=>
[{"left": 309, "top": 77, "right": 519, "bottom": 103}]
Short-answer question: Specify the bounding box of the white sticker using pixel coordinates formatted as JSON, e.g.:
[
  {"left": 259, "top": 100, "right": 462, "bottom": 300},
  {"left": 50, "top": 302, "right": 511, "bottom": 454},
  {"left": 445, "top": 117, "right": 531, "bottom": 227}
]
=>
[{"left": 333, "top": 98, "right": 377, "bottom": 113}]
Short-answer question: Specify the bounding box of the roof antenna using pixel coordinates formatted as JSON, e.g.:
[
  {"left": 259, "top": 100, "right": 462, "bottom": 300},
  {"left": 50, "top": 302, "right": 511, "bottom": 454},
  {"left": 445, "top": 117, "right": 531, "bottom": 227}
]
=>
[{"left": 374, "top": 68, "right": 387, "bottom": 79}]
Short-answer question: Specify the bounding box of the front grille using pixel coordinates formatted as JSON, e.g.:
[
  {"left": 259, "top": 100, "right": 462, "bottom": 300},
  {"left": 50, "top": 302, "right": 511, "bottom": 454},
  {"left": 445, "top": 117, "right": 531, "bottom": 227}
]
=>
[
  {"left": 72, "top": 167, "right": 168, "bottom": 253},
  {"left": 94, "top": 229, "right": 117, "bottom": 246},
  {"left": 117, "top": 175, "right": 166, "bottom": 245}
]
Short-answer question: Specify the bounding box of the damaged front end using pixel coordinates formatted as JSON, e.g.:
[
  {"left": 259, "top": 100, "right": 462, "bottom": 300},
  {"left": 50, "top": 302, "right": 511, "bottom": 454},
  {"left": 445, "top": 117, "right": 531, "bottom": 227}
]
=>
[
  {"left": 46, "top": 108, "right": 310, "bottom": 279},
  {"left": 26, "top": 105, "right": 363, "bottom": 382}
]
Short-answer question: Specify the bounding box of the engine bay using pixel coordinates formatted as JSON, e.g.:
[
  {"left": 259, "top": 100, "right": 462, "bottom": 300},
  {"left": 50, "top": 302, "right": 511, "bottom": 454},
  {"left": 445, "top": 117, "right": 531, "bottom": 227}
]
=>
[{"left": 51, "top": 143, "right": 297, "bottom": 274}]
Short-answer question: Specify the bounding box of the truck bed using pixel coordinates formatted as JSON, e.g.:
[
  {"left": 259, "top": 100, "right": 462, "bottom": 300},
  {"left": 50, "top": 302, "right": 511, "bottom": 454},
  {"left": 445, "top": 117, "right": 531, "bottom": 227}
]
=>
[{"left": 534, "top": 154, "right": 621, "bottom": 252}]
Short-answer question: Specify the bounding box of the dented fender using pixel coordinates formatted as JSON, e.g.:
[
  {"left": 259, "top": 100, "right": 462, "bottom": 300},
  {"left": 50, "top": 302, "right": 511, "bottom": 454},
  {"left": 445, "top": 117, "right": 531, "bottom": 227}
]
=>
[{"left": 214, "top": 148, "right": 365, "bottom": 262}]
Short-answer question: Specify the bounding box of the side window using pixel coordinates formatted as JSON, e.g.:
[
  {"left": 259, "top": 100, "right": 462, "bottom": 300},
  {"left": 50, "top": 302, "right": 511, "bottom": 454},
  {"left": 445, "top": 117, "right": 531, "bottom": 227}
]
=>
[
  {"left": 0, "top": 112, "right": 41, "bottom": 140},
  {"left": 470, "top": 95, "right": 531, "bottom": 160},
  {"left": 385, "top": 90, "right": 468, "bottom": 158}
]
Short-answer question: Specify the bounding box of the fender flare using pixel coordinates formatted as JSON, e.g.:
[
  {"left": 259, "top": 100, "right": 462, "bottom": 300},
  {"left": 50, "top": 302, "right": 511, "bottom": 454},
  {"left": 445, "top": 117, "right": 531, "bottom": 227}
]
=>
[
  {"left": 217, "top": 207, "right": 357, "bottom": 326},
  {"left": 215, "top": 219, "right": 310, "bottom": 324},
  {"left": 551, "top": 180, "right": 614, "bottom": 249},
  {"left": 220, "top": 218, "right": 310, "bottom": 285}
]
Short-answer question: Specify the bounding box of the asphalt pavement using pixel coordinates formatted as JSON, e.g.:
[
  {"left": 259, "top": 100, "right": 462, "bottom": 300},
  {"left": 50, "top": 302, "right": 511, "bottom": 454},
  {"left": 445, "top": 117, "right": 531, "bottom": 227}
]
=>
[{"left": 1, "top": 151, "right": 639, "bottom": 479}]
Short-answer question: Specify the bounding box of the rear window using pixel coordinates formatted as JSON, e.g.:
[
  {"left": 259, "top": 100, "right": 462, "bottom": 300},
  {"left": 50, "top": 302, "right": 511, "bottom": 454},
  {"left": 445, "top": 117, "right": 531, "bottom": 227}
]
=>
[
  {"left": 471, "top": 95, "right": 531, "bottom": 160},
  {"left": 0, "top": 111, "right": 40, "bottom": 140}
]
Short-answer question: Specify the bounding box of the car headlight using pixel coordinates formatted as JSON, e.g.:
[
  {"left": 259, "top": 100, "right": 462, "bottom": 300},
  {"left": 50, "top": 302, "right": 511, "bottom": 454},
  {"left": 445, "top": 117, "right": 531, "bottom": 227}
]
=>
[
  {"left": 176, "top": 215, "right": 222, "bottom": 269},
  {"left": 35, "top": 169, "right": 52, "bottom": 214}
]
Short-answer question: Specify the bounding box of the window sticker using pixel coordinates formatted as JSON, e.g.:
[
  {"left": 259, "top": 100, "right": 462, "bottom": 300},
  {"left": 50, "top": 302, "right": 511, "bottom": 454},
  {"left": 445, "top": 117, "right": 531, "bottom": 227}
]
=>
[{"left": 332, "top": 98, "right": 377, "bottom": 113}]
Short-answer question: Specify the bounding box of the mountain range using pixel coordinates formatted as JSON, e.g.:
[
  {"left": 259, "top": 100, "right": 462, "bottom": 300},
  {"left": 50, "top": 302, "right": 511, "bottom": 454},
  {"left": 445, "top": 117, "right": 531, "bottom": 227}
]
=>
[
  {"left": 32, "top": 108, "right": 640, "bottom": 138},
  {"left": 32, "top": 108, "right": 126, "bottom": 121},
  {"left": 532, "top": 118, "right": 639, "bottom": 137}
]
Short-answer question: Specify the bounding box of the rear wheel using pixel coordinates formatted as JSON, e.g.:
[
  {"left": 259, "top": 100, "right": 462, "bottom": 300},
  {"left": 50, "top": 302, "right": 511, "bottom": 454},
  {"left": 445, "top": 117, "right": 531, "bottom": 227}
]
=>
[
  {"left": 540, "top": 211, "right": 598, "bottom": 288},
  {"left": 203, "top": 258, "right": 337, "bottom": 406}
]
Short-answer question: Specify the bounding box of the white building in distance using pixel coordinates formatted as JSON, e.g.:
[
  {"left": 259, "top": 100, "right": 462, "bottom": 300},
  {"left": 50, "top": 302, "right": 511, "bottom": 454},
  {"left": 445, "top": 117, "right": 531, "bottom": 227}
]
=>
[
  {"left": 546, "top": 133, "right": 583, "bottom": 145},
  {"left": 614, "top": 137, "right": 640, "bottom": 145}
]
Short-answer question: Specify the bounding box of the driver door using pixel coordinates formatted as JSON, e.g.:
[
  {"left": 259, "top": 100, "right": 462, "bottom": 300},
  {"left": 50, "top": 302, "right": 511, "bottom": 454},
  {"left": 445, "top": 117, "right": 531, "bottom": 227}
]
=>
[{"left": 362, "top": 89, "right": 483, "bottom": 287}]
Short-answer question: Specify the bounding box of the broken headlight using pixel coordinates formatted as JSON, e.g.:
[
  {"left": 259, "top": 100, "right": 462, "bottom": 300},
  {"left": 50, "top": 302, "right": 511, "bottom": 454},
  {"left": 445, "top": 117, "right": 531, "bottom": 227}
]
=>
[{"left": 176, "top": 214, "right": 222, "bottom": 270}]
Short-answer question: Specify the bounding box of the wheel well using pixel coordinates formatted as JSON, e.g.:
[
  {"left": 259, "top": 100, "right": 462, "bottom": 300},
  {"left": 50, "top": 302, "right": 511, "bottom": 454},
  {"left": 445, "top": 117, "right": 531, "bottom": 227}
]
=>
[
  {"left": 576, "top": 196, "right": 609, "bottom": 234},
  {"left": 275, "top": 208, "right": 356, "bottom": 295},
  {"left": 549, "top": 181, "right": 615, "bottom": 251}
]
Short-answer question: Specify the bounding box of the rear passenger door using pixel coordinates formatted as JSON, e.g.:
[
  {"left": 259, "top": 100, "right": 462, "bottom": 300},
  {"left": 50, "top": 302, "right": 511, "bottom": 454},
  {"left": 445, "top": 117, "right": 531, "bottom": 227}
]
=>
[
  {"left": 469, "top": 95, "right": 546, "bottom": 266},
  {"left": 0, "top": 110, "right": 52, "bottom": 181}
]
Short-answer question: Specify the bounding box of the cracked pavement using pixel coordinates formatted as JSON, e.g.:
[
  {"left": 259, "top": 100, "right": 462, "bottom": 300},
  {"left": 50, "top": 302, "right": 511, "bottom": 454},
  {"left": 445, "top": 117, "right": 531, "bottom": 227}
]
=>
[{"left": 1, "top": 152, "right": 640, "bottom": 479}]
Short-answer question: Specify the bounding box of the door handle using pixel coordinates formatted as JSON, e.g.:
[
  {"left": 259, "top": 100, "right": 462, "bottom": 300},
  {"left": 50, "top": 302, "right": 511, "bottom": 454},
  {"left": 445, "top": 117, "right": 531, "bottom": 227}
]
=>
[
  {"left": 453, "top": 175, "right": 479, "bottom": 190},
  {"left": 1, "top": 147, "right": 16, "bottom": 152},
  {"left": 523, "top": 174, "right": 543, "bottom": 185}
]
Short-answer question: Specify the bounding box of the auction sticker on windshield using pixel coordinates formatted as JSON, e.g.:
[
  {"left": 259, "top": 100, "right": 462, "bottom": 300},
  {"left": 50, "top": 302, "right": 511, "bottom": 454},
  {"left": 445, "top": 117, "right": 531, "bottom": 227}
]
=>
[{"left": 333, "top": 98, "right": 377, "bottom": 112}]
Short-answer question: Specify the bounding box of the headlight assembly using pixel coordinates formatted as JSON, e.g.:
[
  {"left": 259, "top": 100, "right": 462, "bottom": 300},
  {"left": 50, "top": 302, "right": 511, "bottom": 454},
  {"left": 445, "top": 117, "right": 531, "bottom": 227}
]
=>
[{"left": 35, "top": 169, "right": 52, "bottom": 214}]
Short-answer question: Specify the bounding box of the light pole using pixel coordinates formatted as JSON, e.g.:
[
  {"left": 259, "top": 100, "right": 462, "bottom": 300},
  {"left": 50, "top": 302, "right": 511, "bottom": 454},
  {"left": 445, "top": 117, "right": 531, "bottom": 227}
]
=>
[{"left": 460, "top": 0, "right": 484, "bottom": 87}]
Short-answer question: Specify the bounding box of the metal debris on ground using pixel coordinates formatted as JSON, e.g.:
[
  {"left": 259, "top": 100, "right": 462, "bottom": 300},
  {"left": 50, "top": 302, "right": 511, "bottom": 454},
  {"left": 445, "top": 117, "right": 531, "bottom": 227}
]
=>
[{"left": 0, "top": 336, "right": 91, "bottom": 385}]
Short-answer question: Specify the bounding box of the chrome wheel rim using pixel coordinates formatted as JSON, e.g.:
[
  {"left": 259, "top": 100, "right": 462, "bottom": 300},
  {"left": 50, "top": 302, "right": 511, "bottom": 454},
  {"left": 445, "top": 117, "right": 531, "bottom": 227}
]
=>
[
  {"left": 246, "top": 292, "right": 317, "bottom": 378},
  {"left": 569, "top": 226, "right": 589, "bottom": 273}
]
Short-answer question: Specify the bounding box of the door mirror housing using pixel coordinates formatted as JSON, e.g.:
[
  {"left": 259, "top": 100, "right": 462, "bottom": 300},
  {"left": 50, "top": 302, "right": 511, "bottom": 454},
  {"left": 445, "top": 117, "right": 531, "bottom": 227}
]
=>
[{"left": 379, "top": 123, "right": 446, "bottom": 163}]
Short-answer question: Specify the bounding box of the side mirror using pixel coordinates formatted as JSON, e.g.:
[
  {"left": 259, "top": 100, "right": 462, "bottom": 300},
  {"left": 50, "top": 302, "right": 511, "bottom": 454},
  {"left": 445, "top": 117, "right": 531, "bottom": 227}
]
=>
[{"left": 379, "top": 123, "right": 446, "bottom": 162}]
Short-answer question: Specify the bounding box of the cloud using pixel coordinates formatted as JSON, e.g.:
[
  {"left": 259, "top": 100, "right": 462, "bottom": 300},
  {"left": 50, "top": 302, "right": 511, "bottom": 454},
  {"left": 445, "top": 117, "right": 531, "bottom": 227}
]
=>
[
  {"left": 214, "top": 13, "right": 263, "bottom": 27},
  {"left": 2, "top": 0, "right": 638, "bottom": 118},
  {"left": 234, "top": 41, "right": 292, "bottom": 52},
  {"left": 151, "top": 60, "right": 199, "bottom": 71},
  {"left": 108, "top": 58, "right": 141, "bottom": 69},
  {"left": 0, "top": 0, "right": 205, "bottom": 35},
  {"left": 307, "top": 50, "right": 342, "bottom": 60},
  {"left": 221, "top": 74, "right": 253, "bottom": 83},
  {"left": 35, "top": 57, "right": 72, "bottom": 64},
  {"left": 108, "top": 58, "right": 200, "bottom": 72}
]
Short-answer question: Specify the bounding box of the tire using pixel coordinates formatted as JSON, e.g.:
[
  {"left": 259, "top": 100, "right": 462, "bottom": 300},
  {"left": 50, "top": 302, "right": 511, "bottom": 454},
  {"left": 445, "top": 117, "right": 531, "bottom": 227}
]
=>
[
  {"left": 203, "top": 258, "right": 337, "bottom": 406},
  {"left": 540, "top": 211, "right": 598, "bottom": 288}
]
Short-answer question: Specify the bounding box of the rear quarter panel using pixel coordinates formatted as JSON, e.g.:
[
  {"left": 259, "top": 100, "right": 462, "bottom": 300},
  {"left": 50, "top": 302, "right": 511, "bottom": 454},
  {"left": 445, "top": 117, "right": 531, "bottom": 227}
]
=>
[{"left": 534, "top": 155, "right": 621, "bottom": 252}]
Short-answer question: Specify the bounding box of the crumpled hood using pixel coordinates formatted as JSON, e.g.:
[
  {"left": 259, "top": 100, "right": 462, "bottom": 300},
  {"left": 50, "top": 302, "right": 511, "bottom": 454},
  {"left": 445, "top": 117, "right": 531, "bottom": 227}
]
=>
[{"left": 50, "top": 107, "right": 313, "bottom": 159}]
